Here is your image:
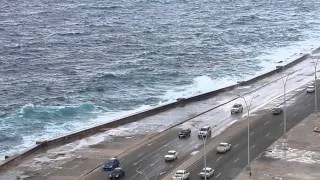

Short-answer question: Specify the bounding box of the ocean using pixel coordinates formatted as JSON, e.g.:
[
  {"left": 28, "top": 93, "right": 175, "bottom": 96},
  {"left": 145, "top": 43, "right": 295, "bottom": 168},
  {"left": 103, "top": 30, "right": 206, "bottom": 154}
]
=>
[{"left": 1, "top": 0, "right": 320, "bottom": 159}]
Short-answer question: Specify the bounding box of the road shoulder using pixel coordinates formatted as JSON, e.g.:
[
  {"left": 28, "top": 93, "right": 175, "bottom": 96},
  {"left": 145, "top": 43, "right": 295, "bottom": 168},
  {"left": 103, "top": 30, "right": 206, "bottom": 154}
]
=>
[{"left": 234, "top": 113, "right": 320, "bottom": 180}]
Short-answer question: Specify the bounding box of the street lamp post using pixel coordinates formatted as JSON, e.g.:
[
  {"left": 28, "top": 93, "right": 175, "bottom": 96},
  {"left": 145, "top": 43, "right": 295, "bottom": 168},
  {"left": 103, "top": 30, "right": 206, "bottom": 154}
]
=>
[
  {"left": 281, "top": 73, "right": 289, "bottom": 142},
  {"left": 201, "top": 135, "right": 207, "bottom": 180},
  {"left": 191, "top": 124, "right": 209, "bottom": 180},
  {"left": 239, "top": 94, "right": 258, "bottom": 177},
  {"left": 311, "top": 56, "right": 320, "bottom": 115}
]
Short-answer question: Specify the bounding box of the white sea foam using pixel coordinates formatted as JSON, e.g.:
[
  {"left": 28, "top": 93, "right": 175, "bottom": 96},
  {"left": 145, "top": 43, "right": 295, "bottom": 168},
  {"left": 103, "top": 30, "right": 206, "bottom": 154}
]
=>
[
  {"left": 254, "top": 37, "right": 320, "bottom": 76},
  {"left": 160, "top": 75, "right": 236, "bottom": 103},
  {"left": 69, "top": 135, "right": 107, "bottom": 151},
  {"left": 3, "top": 23, "right": 320, "bottom": 162},
  {"left": 2, "top": 44, "right": 316, "bottom": 161},
  {"left": 89, "top": 104, "right": 155, "bottom": 127},
  {"left": 159, "top": 37, "right": 320, "bottom": 106}
]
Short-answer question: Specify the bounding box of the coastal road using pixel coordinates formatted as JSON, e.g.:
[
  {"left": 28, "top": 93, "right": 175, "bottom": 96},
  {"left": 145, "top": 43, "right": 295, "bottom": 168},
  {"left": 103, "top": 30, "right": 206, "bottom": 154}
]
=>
[
  {"left": 83, "top": 69, "right": 317, "bottom": 180},
  {"left": 0, "top": 52, "right": 318, "bottom": 180},
  {"left": 185, "top": 84, "right": 316, "bottom": 180}
]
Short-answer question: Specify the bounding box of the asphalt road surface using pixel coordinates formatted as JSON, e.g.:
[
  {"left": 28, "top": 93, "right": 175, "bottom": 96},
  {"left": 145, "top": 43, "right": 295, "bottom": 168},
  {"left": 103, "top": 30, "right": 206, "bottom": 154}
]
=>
[
  {"left": 186, "top": 85, "right": 316, "bottom": 180},
  {"left": 0, "top": 54, "right": 312, "bottom": 180},
  {"left": 81, "top": 54, "right": 319, "bottom": 180},
  {"left": 84, "top": 78, "right": 318, "bottom": 180}
]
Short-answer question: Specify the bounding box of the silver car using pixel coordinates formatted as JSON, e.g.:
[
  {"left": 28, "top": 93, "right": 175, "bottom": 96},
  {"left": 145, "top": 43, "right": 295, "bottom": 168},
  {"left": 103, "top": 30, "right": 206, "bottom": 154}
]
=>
[
  {"left": 198, "top": 126, "right": 212, "bottom": 138},
  {"left": 164, "top": 150, "right": 178, "bottom": 161},
  {"left": 216, "top": 142, "right": 232, "bottom": 153},
  {"left": 199, "top": 167, "right": 214, "bottom": 178},
  {"left": 231, "top": 103, "right": 243, "bottom": 114},
  {"left": 172, "top": 170, "right": 190, "bottom": 180},
  {"left": 306, "top": 85, "right": 315, "bottom": 93}
]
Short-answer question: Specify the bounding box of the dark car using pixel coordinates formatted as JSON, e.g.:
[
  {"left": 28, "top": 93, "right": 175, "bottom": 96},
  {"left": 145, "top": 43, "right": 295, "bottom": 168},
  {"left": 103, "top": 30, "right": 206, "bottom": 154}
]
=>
[
  {"left": 271, "top": 107, "right": 283, "bottom": 115},
  {"left": 178, "top": 128, "right": 191, "bottom": 138},
  {"left": 109, "top": 167, "right": 125, "bottom": 179},
  {"left": 103, "top": 158, "right": 120, "bottom": 171}
]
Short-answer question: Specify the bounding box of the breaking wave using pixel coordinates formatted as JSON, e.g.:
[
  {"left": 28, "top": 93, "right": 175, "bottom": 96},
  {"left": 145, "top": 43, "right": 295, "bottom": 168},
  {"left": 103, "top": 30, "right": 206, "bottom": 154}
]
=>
[{"left": 19, "top": 103, "right": 96, "bottom": 120}]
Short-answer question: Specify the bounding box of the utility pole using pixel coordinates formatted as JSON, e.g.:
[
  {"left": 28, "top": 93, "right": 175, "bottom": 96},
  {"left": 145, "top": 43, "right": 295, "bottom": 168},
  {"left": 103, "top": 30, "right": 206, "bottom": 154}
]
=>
[
  {"left": 202, "top": 135, "right": 207, "bottom": 180},
  {"left": 281, "top": 73, "right": 289, "bottom": 146},
  {"left": 239, "top": 94, "right": 258, "bottom": 177},
  {"left": 311, "top": 55, "right": 320, "bottom": 115}
]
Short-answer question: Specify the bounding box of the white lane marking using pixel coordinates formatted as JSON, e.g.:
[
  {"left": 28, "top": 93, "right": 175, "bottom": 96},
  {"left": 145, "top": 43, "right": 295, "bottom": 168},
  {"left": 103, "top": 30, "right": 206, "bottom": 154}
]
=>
[
  {"left": 215, "top": 172, "right": 222, "bottom": 178},
  {"left": 233, "top": 143, "right": 239, "bottom": 149},
  {"left": 150, "top": 161, "right": 157, "bottom": 167},
  {"left": 163, "top": 143, "right": 169, "bottom": 147},
  {"left": 147, "top": 143, "right": 152, "bottom": 146},
  {"left": 263, "top": 120, "right": 270, "bottom": 126},
  {"left": 233, "top": 157, "right": 240, "bottom": 163},
  {"left": 149, "top": 158, "right": 163, "bottom": 168},
  {"left": 265, "top": 132, "right": 270, "bottom": 137},
  {"left": 132, "top": 142, "right": 170, "bottom": 166},
  {"left": 216, "top": 156, "right": 223, "bottom": 162}
]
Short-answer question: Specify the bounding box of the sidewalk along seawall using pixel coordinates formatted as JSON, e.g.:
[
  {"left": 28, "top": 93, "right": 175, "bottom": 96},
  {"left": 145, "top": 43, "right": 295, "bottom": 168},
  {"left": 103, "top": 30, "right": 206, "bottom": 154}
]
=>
[{"left": 0, "top": 53, "right": 311, "bottom": 172}]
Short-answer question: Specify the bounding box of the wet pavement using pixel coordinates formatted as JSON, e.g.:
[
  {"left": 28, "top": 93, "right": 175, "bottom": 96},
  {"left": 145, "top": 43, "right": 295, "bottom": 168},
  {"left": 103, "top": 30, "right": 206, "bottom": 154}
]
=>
[
  {"left": 234, "top": 113, "right": 320, "bottom": 180},
  {"left": 0, "top": 53, "right": 319, "bottom": 180}
]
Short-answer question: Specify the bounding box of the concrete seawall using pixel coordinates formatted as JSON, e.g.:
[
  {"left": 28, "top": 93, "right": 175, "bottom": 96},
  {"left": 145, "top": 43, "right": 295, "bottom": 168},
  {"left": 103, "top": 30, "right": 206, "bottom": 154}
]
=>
[{"left": 0, "top": 53, "right": 311, "bottom": 172}]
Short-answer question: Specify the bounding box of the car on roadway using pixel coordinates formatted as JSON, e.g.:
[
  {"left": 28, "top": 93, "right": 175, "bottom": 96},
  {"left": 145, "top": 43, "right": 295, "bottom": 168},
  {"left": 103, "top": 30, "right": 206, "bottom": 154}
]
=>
[
  {"left": 172, "top": 170, "right": 190, "bottom": 180},
  {"left": 109, "top": 167, "right": 125, "bottom": 179},
  {"left": 199, "top": 167, "right": 214, "bottom": 178},
  {"left": 178, "top": 128, "right": 191, "bottom": 138},
  {"left": 164, "top": 150, "right": 178, "bottom": 161},
  {"left": 216, "top": 142, "right": 232, "bottom": 153},
  {"left": 103, "top": 158, "right": 120, "bottom": 171},
  {"left": 313, "top": 126, "right": 320, "bottom": 133},
  {"left": 231, "top": 103, "right": 243, "bottom": 114},
  {"left": 306, "top": 85, "right": 315, "bottom": 93},
  {"left": 198, "top": 126, "right": 212, "bottom": 138},
  {"left": 271, "top": 107, "right": 283, "bottom": 115}
]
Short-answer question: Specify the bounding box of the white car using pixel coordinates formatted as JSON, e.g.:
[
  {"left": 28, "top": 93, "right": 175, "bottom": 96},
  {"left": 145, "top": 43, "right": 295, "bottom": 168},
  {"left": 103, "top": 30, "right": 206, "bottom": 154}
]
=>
[
  {"left": 216, "top": 142, "right": 232, "bottom": 153},
  {"left": 306, "top": 85, "right": 315, "bottom": 93},
  {"left": 164, "top": 150, "right": 178, "bottom": 161},
  {"left": 199, "top": 167, "right": 214, "bottom": 178},
  {"left": 172, "top": 170, "right": 190, "bottom": 180}
]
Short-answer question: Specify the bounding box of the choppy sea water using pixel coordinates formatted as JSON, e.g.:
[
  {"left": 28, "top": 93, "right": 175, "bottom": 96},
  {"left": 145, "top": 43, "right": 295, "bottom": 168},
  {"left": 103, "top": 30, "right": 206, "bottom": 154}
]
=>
[{"left": 0, "top": 0, "right": 320, "bottom": 159}]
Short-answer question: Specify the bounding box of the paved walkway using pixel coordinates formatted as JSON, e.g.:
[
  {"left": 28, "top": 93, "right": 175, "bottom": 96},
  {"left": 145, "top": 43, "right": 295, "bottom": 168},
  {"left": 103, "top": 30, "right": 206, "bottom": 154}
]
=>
[{"left": 234, "top": 113, "right": 320, "bottom": 180}]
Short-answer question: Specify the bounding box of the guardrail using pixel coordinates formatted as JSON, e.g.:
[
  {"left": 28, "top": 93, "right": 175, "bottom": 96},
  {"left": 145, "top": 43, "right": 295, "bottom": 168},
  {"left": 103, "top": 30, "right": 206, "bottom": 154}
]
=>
[{"left": 0, "top": 53, "right": 310, "bottom": 172}]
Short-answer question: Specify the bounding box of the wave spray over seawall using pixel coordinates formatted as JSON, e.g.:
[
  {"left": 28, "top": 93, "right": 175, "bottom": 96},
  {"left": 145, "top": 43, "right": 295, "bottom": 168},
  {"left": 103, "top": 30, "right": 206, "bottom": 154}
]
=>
[{"left": 1, "top": 0, "right": 320, "bottom": 159}]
